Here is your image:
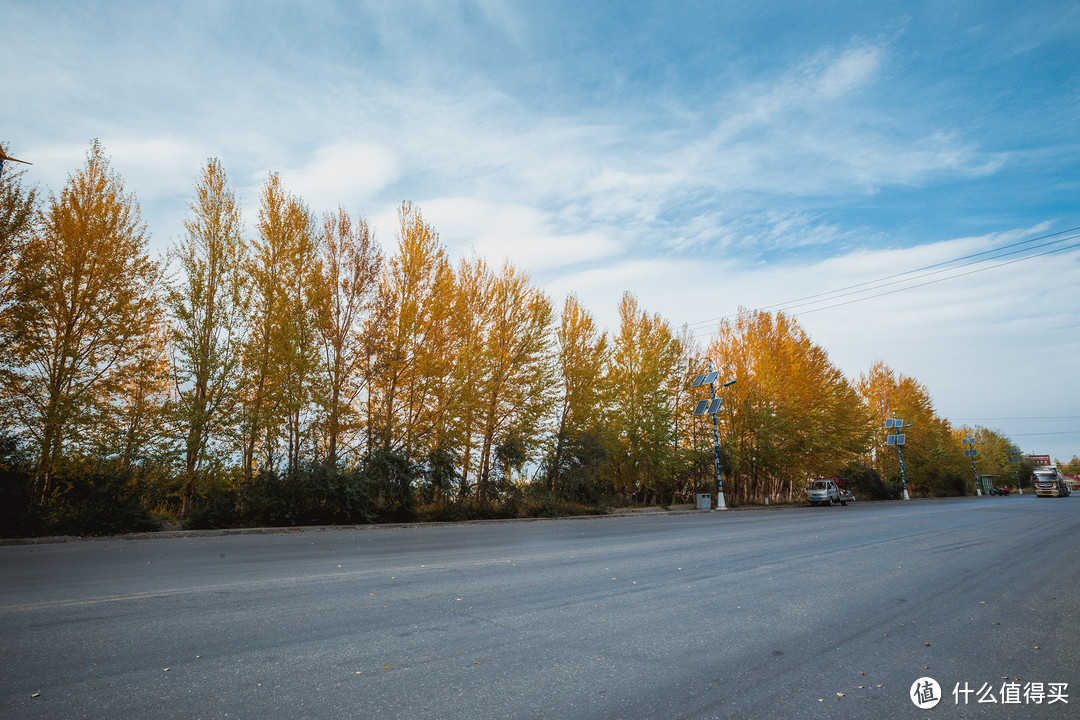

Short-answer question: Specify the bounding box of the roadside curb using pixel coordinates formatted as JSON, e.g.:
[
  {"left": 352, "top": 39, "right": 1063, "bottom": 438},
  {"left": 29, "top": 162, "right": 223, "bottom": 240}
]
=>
[{"left": 0, "top": 495, "right": 950, "bottom": 546}]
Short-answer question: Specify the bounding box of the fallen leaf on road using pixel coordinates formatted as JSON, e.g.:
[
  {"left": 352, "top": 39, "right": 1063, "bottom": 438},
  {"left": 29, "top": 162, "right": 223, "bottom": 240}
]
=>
[{"left": 31, "top": 691, "right": 40, "bottom": 698}]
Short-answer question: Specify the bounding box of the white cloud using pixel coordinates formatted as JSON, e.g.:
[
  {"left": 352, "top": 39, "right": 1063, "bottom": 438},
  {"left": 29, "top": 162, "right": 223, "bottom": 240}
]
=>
[
  {"left": 276, "top": 141, "right": 400, "bottom": 212},
  {"left": 5, "top": 2, "right": 1075, "bottom": 461},
  {"left": 422, "top": 197, "right": 621, "bottom": 273},
  {"left": 103, "top": 136, "right": 213, "bottom": 198},
  {"left": 538, "top": 229, "right": 1080, "bottom": 441},
  {"left": 684, "top": 40, "right": 1003, "bottom": 199},
  {"left": 812, "top": 45, "right": 883, "bottom": 98}
]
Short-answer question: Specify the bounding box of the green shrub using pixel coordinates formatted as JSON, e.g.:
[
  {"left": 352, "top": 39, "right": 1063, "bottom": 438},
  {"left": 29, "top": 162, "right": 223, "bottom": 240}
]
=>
[
  {"left": 44, "top": 463, "right": 159, "bottom": 536},
  {"left": 841, "top": 463, "right": 898, "bottom": 500}
]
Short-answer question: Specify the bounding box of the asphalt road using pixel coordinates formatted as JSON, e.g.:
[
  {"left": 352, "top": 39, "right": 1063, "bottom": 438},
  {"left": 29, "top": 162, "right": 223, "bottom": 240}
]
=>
[{"left": 2, "top": 494, "right": 1078, "bottom": 720}]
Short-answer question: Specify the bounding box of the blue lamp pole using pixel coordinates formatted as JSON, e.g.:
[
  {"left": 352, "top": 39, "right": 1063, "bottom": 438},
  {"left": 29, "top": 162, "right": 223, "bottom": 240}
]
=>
[
  {"left": 709, "top": 363, "right": 735, "bottom": 510},
  {"left": 886, "top": 412, "right": 914, "bottom": 500},
  {"left": 0, "top": 149, "right": 32, "bottom": 179},
  {"left": 690, "top": 362, "right": 736, "bottom": 511},
  {"left": 1008, "top": 446, "right": 1023, "bottom": 495},
  {"left": 962, "top": 435, "right": 983, "bottom": 495}
]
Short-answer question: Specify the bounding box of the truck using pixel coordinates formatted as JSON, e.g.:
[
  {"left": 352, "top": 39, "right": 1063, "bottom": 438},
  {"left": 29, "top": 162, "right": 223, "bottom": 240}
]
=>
[
  {"left": 807, "top": 478, "right": 855, "bottom": 506},
  {"left": 1033, "top": 466, "right": 1071, "bottom": 497}
]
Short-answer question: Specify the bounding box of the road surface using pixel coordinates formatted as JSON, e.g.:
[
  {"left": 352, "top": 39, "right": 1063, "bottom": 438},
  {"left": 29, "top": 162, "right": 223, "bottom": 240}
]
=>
[{"left": 2, "top": 495, "right": 1078, "bottom": 719}]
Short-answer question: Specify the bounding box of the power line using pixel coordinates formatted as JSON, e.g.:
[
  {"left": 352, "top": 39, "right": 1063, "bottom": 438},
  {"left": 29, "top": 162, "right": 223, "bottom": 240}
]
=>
[
  {"left": 952, "top": 416, "right": 1080, "bottom": 422},
  {"left": 783, "top": 233, "right": 1079, "bottom": 314},
  {"left": 687, "top": 225, "right": 1080, "bottom": 329},
  {"left": 786, "top": 238, "right": 1080, "bottom": 318},
  {"left": 688, "top": 225, "right": 1080, "bottom": 336}
]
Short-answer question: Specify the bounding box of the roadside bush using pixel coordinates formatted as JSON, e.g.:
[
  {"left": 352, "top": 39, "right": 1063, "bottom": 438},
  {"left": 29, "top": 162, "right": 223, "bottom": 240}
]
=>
[
  {"left": 182, "top": 483, "right": 243, "bottom": 530},
  {"left": 418, "top": 448, "right": 459, "bottom": 505},
  {"left": 841, "top": 463, "right": 898, "bottom": 500},
  {"left": 182, "top": 455, "right": 420, "bottom": 529},
  {"left": 544, "top": 430, "right": 611, "bottom": 505},
  {"left": 0, "top": 466, "right": 43, "bottom": 537},
  {"left": 362, "top": 449, "right": 418, "bottom": 522},
  {"left": 926, "top": 468, "right": 968, "bottom": 497},
  {"left": 0, "top": 435, "right": 42, "bottom": 537},
  {"left": 239, "top": 465, "right": 378, "bottom": 527},
  {"left": 44, "top": 463, "right": 159, "bottom": 536}
]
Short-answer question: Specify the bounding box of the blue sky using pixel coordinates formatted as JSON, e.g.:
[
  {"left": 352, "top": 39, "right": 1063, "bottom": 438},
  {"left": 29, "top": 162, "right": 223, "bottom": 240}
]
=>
[{"left": 5, "top": 1, "right": 1079, "bottom": 462}]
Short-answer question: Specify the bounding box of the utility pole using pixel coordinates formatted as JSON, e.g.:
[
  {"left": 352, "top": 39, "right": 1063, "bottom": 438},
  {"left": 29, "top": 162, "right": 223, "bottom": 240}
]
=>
[
  {"left": 1008, "top": 446, "right": 1023, "bottom": 494},
  {"left": 962, "top": 435, "right": 983, "bottom": 495},
  {"left": 886, "top": 412, "right": 913, "bottom": 500},
  {"left": 690, "top": 362, "right": 735, "bottom": 510},
  {"left": 0, "top": 148, "right": 32, "bottom": 179}
]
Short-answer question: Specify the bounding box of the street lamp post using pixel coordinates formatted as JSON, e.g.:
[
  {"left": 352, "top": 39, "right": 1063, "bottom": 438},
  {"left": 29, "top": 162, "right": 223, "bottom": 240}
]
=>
[
  {"left": 690, "top": 361, "right": 736, "bottom": 511},
  {"left": 0, "top": 148, "right": 32, "bottom": 179},
  {"left": 886, "top": 413, "right": 914, "bottom": 500},
  {"left": 1008, "top": 446, "right": 1023, "bottom": 495},
  {"left": 962, "top": 435, "right": 983, "bottom": 495}
]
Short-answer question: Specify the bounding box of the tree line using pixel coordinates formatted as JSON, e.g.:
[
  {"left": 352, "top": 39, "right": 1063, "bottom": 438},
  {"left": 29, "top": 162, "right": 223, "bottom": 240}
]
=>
[{"left": 0, "top": 141, "right": 1049, "bottom": 535}]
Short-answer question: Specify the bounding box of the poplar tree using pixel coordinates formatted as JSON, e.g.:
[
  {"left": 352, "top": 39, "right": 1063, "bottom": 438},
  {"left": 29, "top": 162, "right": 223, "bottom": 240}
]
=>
[
  {"left": 241, "top": 173, "right": 318, "bottom": 478},
  {"left": 0, "top": 140, "right": 161, "bottom": 495},
  {"left": 367, "top": 202, "right": 452, "bottom": 456},
  {"left": 856, "top": 360, "right": 955, "bottom": 495},
  {"left": 168, "top": 159, "right": 248, "bottom": 514},
  {"left": 547, "top": 294, "right": 608, "bottom": 492},
  {"left": 711, "top": 309, "right": 873, "bottom": 501},
  {"left": 313, "top": 207, "right": 381, "bottom": 467},
  {"left": 473, "top": 262, "right": 555, "bottom": 499},
  {"left": 437, "top": 255, "right": 495, "bottom": 496},
  {"left": 609, "top": 292, "right": 682, "bottom": 500},
  {"left": 0, "top": 142, "right": 38, "bottom": 321},
  {"left": 0, "top": 146, "right": 39, "bottom": 434}
]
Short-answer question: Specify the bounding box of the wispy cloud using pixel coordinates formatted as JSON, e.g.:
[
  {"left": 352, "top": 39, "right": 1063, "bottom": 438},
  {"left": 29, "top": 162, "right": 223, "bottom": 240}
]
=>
[
  {"left": 5, "top": 1, "right": 1078, "bottom": 457},
  {"left": 420, "top": 197, "right": 621, "bottom": 272},
  {"left": 274, "top": 140, "right": 400, "bottom": 212}
]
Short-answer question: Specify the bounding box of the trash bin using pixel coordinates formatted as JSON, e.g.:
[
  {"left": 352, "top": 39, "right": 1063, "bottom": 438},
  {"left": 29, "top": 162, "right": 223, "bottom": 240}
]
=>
[{"left": 696, "top": 493, "right": 711, "bottom": 510}]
